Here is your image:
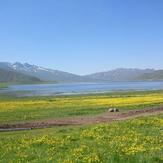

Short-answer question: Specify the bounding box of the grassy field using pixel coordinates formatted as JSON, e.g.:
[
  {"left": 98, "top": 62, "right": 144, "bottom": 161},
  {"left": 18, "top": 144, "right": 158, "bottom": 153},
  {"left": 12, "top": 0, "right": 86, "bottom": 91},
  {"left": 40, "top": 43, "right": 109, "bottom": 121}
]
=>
[
  {"left": 0, "top": 115, "right": 162, "bottom": 163},
  {"left": 0, "top": 90, "right": 163, "bottom": 162},
  {"left": 0, "top": 90, "right": 163, "bottom": 123}
]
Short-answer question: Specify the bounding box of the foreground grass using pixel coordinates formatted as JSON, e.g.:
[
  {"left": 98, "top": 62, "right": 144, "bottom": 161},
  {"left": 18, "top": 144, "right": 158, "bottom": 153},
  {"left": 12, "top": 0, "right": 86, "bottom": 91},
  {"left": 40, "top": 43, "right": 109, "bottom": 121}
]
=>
[
  {"left": 0, "top": 115, "right": 162, "bottom": 163},
  {"left": 0, "top": 90, "right": 163, "bottom": 123}
]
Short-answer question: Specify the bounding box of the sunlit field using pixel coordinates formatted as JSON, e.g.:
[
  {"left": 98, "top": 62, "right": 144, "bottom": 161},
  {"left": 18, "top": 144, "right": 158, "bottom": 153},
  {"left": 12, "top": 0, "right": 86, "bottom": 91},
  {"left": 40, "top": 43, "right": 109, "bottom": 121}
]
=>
[
  {"left": 0, "top": 90, "right": 163, "bottom": 123},
  {"left": 0, "top": 90, "right": 163, "bottom": 162},
  {"left": 0, "top": 115, "right": 162, "bottom": 163},
  {"left": 0, "top": 91, "right": 163, "bottom": 163}
]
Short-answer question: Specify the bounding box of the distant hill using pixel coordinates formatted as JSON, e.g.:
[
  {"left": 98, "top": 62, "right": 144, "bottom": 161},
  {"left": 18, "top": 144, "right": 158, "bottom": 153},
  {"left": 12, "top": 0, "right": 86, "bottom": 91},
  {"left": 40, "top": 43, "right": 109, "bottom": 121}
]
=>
[
  {"left": 0, "top": 68, "right": 41, "bottom": 83},
  {"left": 84, "top": 68, "right": 155, "bottom": 81},
  {"left": 137, "top": 70, "right": 163, "bottom": 80},
  {"left": 0, "top": 62, "right": 162, "bottom": 82}
]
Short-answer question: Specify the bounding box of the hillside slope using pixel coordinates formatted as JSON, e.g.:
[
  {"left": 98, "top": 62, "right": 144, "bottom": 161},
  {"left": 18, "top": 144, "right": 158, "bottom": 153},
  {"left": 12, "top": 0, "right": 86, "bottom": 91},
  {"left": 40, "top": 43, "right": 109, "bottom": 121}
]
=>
[
  {"left": 0, "top": 68, "right": 41, "bottom": 83},
  {"left": 85, "top": 68, "right": 154, "bottom": 81},
  {"left": 138, "top": 70, "right": 163, "bottom": 80}
]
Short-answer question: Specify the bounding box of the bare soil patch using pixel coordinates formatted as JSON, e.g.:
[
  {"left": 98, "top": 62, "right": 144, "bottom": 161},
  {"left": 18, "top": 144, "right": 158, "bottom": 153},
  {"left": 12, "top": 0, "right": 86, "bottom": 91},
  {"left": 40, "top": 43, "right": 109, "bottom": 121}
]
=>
[{"left": 0, "top": 106, "right": 163, "bottom": 132}]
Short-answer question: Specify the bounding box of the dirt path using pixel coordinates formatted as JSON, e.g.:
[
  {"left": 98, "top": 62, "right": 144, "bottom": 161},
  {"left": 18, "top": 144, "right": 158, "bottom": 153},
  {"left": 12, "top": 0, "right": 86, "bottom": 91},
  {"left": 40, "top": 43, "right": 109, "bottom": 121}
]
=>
[{"left": 0, "top": 106, "right": 163, "bottom": 132}]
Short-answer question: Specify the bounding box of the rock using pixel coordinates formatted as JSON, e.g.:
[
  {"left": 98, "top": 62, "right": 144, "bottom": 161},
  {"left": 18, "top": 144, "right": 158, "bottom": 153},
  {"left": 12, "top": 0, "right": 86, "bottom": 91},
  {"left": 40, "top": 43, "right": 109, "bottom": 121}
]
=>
[
  {"left": 108, "top": 108, "right": 119, "bottom": 112},
  {"left": 108, "top": 108, "right": 114, "bottom": 112},
  {"left": 114, "top": 108, "right": 119, "bottom": 112}
]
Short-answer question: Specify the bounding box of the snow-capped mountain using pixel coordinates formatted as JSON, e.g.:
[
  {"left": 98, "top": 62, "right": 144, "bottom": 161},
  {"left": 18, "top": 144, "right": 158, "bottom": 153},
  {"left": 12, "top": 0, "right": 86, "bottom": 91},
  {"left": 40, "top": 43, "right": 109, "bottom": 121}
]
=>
[
  {"left": 0, "top": 62, "right": 162, "bottom": 82},
  {"left": 0, "top": 62, "right": 82, "bottom": 82},
  {"left": 12, "top": 62, "right": 52, "bottom": 73},
  {"left": 0, "top": 68, "right": 41, "bottom": 83}
]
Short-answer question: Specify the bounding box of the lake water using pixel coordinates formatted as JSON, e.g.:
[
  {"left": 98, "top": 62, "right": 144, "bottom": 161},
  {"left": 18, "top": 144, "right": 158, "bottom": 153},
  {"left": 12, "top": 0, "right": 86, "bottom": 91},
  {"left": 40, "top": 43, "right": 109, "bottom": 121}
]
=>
[{"left": 0, "top": 81, "right": 163, "bottom": 96}]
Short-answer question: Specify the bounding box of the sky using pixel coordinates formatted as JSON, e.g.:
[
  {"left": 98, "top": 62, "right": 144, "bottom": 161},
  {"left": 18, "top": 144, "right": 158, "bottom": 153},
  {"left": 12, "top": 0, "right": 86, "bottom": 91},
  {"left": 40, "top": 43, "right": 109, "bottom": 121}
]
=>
[{"left": 0, "top": 0, "right": 163, "bottom": 75}]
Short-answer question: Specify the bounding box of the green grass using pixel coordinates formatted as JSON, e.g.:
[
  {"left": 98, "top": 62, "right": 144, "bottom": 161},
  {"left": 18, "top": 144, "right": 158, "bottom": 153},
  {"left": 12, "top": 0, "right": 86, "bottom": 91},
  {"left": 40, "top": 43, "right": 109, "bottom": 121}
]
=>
[
  {"left": 0, "top": 115, "right": 162, "bottom": 162},
  {"left": 0, "top": 83, "right": 8, "bottom": 89},
  {"left": 0, "top": 90, "right": 162, "bottom": 162},
  {"left": 0, "top": 90, "right": 163, "bottom": 123}
]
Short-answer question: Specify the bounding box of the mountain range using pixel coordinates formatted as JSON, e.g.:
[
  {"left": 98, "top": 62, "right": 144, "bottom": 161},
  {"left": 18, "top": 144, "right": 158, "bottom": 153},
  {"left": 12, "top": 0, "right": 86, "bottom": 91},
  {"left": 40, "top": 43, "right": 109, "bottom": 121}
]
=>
[
  {"left": 0, "top": 67, "right": 41, "bottom": 83},
  {"left": 0, "top": 62, "right": 163, "bottom": 83}
]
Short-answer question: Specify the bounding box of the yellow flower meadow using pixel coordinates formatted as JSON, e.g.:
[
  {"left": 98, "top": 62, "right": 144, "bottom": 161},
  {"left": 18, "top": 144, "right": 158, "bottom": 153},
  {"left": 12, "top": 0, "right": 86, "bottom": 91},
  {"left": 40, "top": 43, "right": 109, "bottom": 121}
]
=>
[
  {"left": 0, "top": 115, "right": 162, "bottom": 162},
  {"left": 0, "top": 92, "right": 163, "bottom": 123}
]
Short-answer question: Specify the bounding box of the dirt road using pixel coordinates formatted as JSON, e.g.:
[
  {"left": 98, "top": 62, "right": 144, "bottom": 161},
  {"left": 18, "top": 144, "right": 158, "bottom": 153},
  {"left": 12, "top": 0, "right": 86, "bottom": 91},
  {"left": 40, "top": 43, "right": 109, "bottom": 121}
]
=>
[{"left": 0, "top": 106, "right": 163, "bottom": 132}]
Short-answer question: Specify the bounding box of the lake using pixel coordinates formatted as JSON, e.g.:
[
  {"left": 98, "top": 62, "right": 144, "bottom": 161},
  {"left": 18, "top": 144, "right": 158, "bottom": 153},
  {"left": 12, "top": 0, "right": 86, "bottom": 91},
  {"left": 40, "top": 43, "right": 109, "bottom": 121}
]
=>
[{"left": 0, "top": 81, "right": 163, "bottom": 96}]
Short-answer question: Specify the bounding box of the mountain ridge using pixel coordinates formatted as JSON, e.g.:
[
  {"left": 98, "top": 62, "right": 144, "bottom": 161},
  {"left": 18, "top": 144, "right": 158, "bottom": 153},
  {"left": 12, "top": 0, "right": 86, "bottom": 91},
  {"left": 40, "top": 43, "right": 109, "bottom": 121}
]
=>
[
  {"left": 137, "top": 70, "right": 163, "bottom": 80},
  {"left": 0, "top": 62, "right": 162, "bottom": 82},
  {"left": 85, "top": 68, "right": 155, "bottom": 81},
  {"left": 0, "top": 62, "right": 84, "bottom": 82},
  {"left": 0, "top": 68, "right": 41, "bottom": 83}
]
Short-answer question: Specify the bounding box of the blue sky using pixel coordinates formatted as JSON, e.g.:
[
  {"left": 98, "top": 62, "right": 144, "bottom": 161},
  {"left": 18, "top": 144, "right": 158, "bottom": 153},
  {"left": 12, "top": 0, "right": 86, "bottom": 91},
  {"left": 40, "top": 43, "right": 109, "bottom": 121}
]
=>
[{"left": 0, "top": 0, "right": 163, "bottom": 75}]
